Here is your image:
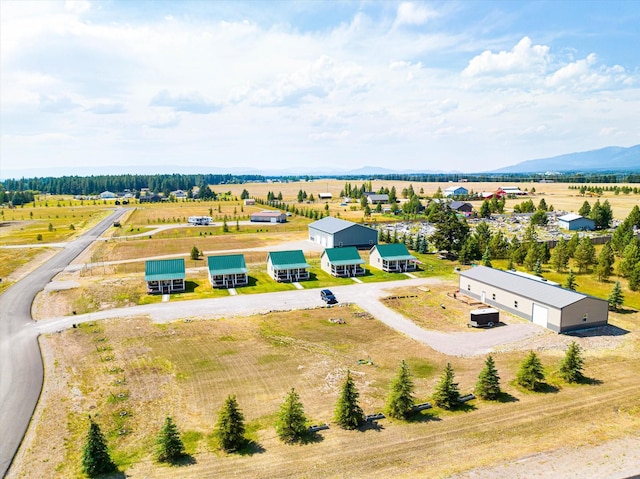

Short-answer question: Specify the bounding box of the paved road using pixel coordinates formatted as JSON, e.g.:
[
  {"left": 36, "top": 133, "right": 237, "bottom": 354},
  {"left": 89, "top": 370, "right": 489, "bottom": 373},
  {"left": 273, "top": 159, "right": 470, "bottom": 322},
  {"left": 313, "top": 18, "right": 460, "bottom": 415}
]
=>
[{"left": 0, "top": 209, "right": 128, "bottom": 478}]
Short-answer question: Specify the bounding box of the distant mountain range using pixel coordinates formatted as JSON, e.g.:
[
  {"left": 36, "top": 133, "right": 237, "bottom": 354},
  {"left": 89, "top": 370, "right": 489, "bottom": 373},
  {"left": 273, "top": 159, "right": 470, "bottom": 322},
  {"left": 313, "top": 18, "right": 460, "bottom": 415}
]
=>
[
  {"left": 1, "top": 145, "right": 638, "bottom": 179},
  {"left": 490, "top": 144, "right": 640, "bottom": 174}
]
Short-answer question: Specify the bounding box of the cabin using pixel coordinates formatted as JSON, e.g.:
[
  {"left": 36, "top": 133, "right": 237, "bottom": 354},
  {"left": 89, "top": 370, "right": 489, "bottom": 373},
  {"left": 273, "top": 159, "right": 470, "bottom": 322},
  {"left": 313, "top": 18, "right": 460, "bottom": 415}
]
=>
[
  {"left": 369, "top": 244, "right": 417, "bottom": 273},
  {"left": 144, "top": 259, "right": 186, "bottom": 294},
  {"left": 267, "top": 250, "right": 310, "bottom": 282},
  {"left": 321, "top": 247, "right": 366, "bottom": 277},
  {"left": 207, "top": 254, "right": 248, "bottom": 288}
]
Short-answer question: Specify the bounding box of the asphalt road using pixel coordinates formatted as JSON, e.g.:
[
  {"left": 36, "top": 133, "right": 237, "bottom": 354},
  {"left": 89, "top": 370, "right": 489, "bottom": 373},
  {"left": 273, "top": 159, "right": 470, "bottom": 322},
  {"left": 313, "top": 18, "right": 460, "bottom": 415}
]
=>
[{"left": 0, "top": 209, "right": 128, "bottom": 478}]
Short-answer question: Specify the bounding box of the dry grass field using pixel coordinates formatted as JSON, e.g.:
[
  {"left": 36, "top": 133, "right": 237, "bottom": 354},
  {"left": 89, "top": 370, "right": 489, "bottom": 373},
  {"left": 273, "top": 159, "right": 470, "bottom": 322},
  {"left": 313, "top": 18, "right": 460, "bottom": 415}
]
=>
[{"left": 10, "top": 304, "right": 640, "bottom": 479}]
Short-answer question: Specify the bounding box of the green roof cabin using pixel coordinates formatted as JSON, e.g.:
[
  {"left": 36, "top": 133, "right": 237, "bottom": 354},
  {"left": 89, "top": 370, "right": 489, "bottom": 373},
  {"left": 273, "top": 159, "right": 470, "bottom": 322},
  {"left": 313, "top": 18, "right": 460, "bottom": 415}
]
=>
[
  {"left": 207, "top": 254, "right": 248, "bottom": 288},
  {"left": 267, "top": 250, "right": 310, "bottom": 282},
  {"left": 145, "top": 258, "right": 186, "bottom": 294},
  {"left": 369, "top": 244, "right": 417, "bottom": 273},
  {"left": 321, "top": 247, "right": 366, "bottom": 277}
]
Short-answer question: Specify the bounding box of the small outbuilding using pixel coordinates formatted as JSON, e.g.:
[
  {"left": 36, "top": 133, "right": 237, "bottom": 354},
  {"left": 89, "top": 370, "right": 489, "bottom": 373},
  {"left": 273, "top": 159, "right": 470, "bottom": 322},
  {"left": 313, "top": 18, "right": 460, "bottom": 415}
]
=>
[
  {"left": 369, "top": 244, "right": 417, "bottom": 273},
  {"left": 458, "top": 266, "right": 608, "bottom": 333},
  {"left": 366, "top": 193, "right": 389, "bottom": 204},
  {"left": 318, "top": 192, "right": 333, "bottom": 200},
  {"left": 308, "top": 217, "right": 378, "bottom": 248},
  {"left": 207, "top": 254, "right": 248, "bottom": 288},
  {"left": 267, "top": 250, "right": 310, "bottom": 282},
  {"left": 558, "top": 213, "right": 595, "bottom": 231},
  {"left": 145, "top": 258, "right": 186, "bottom": 294},
  {"left": 469, "top": 308, "right": 500, "bottom": 328},
  {"left": 450, "top": 201, "right": 473, "bottom": 213},
  {"left": 321, "top": 247, "right": 366, "bottom": 277},
  {"left": 251, "top": 211, "right": 287, "bottom": 223},
  {"left": 444, "top": 186, "right": 468, "bottom": 197},
  {"left": 244, "top": 198, "right": 256, "bottom": 205}
]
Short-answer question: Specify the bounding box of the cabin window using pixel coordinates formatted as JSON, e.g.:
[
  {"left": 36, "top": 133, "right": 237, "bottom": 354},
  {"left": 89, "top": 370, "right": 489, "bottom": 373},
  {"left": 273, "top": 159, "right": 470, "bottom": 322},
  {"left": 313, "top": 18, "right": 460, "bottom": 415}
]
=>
[{"left": 514, "top": 300, "right": 518, "bottom": 309}]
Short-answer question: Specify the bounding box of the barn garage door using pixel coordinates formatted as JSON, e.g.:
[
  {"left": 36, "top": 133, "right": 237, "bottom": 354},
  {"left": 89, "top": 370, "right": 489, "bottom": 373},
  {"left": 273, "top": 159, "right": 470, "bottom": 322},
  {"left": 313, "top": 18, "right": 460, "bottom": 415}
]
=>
[{"left": 532, "top": 303, "right": 548, "bottom": 328}]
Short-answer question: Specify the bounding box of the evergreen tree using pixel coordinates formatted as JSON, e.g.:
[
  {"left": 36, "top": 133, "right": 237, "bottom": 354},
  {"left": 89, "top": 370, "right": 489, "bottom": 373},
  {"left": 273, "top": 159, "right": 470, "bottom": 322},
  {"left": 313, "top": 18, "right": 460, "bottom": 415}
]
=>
[
  {"left": 334, "top": 370, "right": 365, "bottom": 429},
  {"left": 156, "top": 416, "right": 185, "bottom": 463},
  {"left": 216, "top": 395, "right": 246, "bottom": 452},
  {"left": 628, "top": 263, "right": 640, "bottom": 292},
  {"left": 573, "top": 237, "right": 596, "bottom": 273},
  {"left": 578, "top": 200, "right": 591, "bottom": 217},
  {"left": 479, "top": 200, "right": 491, "bottom": 218},
  {"left": 190, "top": 245, "right": 200, "bottom": 260},
  {"left": 385, "top": 360, "right": 415, "bottom": 419},
  {"left": 550, "top": 237, "right": 569, "bottom": 273},
  {"left": 475, "top": 355, "right": 501, "bottom": 400},
  {"left": 619, "top": 238, "right": 640, "bottom": 277},
  {"left": 595, "top": 242, "right": 615, "bottom": 282},
  {"left": 564, "top": 270, "right": 578, "bottom": 291},
  {"left": 516, "top": 351, "right": 545, "bottom": 391},
  {"left": 432, "top": 363, "right": 460, "bottom": 410},
  {"left": 567, "top": 232, "right": 580, "bottom": 258},
  {"left": 81, "top": 417, "right": 117, "bottom": 477},
  {"left": 608, "top": 281, "right": 624, "bottom": 311},
  {"left": 559, "top": 342, "right": 584, "bottom": 383},
  {"left": 276, "top": 388, "right": 308, "bottom": 443},
  {"left": 482, "top": 247, "right": 492, "bottom": 268}
]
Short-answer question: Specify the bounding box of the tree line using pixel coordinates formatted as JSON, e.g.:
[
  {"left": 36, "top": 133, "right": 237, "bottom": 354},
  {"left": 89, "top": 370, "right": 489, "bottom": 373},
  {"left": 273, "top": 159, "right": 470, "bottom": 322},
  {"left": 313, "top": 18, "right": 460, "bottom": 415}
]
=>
[{"left": 81, "top": 344, "right": 586, "bottom": 476}]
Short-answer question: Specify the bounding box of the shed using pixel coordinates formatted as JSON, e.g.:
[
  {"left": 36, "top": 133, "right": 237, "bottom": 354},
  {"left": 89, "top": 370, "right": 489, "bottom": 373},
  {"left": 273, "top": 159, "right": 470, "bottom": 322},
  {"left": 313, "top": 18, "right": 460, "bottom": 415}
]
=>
[
  {"left": 145, "top": 258, "right": 186, "bottom": 294},
  {"left": 308, "top": 217, "right": 378, "bottom": 248},
  {"left": 208, "top": 254, "right": 248, "bottom": 288},
  {"left": 321, "top": 247, "right": 366, "bottom": 277},
  {"left": 244, "top": 198, "right": 256, "bottom": 205},
  {"left": 251, "top": 211, "right": 287, "bottom": 223},
  {"left": 366, "top": 194, "right": 389, "bottom": 204},
  {"left": 558, "top": 213, "right": 595, "bottom": 231},
  {"left": 444, "top": 186, "right": 468, "bottom": 197},
  {"left": 318, "top": 192, "right": 333, "bottom": 200},
  {"left": 100, "top": 191, "right": 117, "bottom": 199},
  {"left": 267, "top": 250, "right": 310, "bottom": 282},
  {"left": 458, "top": 266, "right": 608, "bottom": 333},
  {"left": 369, "top": 244, "right": 417, "bottom": 273}
]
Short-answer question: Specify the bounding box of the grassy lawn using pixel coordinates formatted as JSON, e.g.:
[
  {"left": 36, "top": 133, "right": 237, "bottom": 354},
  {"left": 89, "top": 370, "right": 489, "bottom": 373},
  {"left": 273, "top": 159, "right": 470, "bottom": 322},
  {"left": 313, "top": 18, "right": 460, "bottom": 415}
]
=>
[
  {"left": 0, "top": 247, "right": 55, "bottom": 294},
  {"left": 20, "top": 305, "right": 640, "bottom": 478}
]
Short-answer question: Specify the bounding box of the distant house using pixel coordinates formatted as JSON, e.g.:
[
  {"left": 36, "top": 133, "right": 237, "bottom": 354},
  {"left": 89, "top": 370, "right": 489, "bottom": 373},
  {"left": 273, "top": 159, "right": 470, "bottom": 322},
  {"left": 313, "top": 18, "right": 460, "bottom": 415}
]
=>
[
  {"left": 449, "top": 201, "right": 473, "bottom": 213},
  {"left": 267, "top": 250, "right": 310, "bottom": 282},
  {"left": 321, "top": 247, "right": 366, "bottom": 277},
  {"left": 500, "top": 186, "right": 526, "bottom": 196},
  {"left": 139, "top": 194, "right": 162, "bottom": 203},
  {"left": 308, "top": 217, "right": 378, "bottom": 249},
  {"left": 244, "top": 198, "right": 256, "bottom": 205},
  {"left": 365, "top": 193, "right": 389, "bottom": 204},
  {"left": 318, "top": 192, "right": 333, "bottom": 200},
  {"left": 208, "top": 254, "right": 248, "bottom": 288},
  {"left": 100, "top": 191, "right": 117, "bottom": 199},
  {"left": 251, "top": 211, "right": 287, "bottom": 223},
  {"left": 171, "top": 189, "right": 187, "bottom": 199},
  {"left": 558, "top": 213, "right": 595, "bottom": 231},
  {"left": 144, "top": 258, "right": 185, "bottom": 294},
  {"left": 444, "top": 186, "right": 468, "bottom": 197},
  {"left": 369, "top": 244, "right": 417, "bottom": 273}
]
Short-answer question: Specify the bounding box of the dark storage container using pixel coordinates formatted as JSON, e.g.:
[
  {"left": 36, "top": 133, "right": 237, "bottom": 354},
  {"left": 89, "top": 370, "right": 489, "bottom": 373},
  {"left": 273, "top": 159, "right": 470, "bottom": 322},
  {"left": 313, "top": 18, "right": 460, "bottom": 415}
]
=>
[{"left": 469, "top": 308, "right": 500, "bottom": 328}]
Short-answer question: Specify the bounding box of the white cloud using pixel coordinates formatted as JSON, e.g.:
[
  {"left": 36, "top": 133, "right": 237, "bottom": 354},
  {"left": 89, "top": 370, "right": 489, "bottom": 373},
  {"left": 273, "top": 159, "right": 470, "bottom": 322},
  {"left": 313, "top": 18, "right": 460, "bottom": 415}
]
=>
[
  {"left": 394, "top": 2, "right": 438, "bottom": 27},
  {"left": 39, "top": 94, "right": 81, "bottom": 113},
  {"left": 150, "top": 91, "right": 221, "bottom": 114},
  {"left": 64, "top": 0, "right": 91, "bottom": 14},
  {"left": 462, "top": 36, "right": 549, "bottom": 77}
]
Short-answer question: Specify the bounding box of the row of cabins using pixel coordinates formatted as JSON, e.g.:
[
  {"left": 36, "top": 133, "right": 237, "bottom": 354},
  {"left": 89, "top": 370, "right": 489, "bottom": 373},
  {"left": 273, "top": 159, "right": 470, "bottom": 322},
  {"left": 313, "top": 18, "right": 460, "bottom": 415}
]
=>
[{"left": 144, "top": 244, "right": 417, "bottom": 293}]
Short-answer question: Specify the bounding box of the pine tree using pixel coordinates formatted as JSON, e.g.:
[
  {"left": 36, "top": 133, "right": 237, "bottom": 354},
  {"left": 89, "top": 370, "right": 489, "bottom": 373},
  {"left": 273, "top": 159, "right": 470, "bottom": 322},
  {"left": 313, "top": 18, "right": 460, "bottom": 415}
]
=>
[
  {"left": 573, "top": 237, "right": 596, "bottom": 272},
  {"left": 516, "top": 351, "right": 545, "bottom": 391},
  {"left": 81, "top": 417, "right": 117, "bottom": 477},
  {"left": 595, "top": 242, "right": 614, "bottom": 282},
  {"left": 216, "top": 395, "right": 246, "bottom": 452},
  {"left": 386, "top": 360, "right": 415, "bottom": 419},
  {"left": 482, "top": 247, "right": 492, "bottom": 268},
  {"left": 559, "top": 341, "right": 584, "bottom": 383},
  {"left": 608, "top": 281, "right": 624, "bottom": 311},
  {"left": 190, "top": 245, "right": 200, "bottom": 260},
  {"left": 276, "top": 388, "right": 308, "bottom": 443},
  {"left": 334, "top": 370, "right": 364, "bottom": 429},
  {"left": 564, "top": 270, "right": 577, "bottom": 291},
  {"left": 475, "top": 355, "right": 501, "bottom": 400},
  {"left": 432, "top": 363, "right": 460, "bottom": 410},
  {"left": 156, "top": 416, "right": 185, "bottom": 463}
]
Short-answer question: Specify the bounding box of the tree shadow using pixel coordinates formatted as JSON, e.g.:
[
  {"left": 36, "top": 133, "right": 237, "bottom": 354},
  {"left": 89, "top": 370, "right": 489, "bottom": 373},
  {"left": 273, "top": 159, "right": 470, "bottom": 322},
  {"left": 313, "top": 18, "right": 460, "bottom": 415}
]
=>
[
  {"left": 495, "top": 391, "right": 519, "bottom": 403},
  {"left": 576, "top": 375, "right": 603, "bottom": 386},
  {"left": 536, "top": 383, "right": 560, "bottom": 394},
  {"left": 101, "top": 471, "right": 126, "bottom": 479},
  {"left": 357, "top": 420, "right": 385, "bottom": 433},
  {"left": 236, "top": 439, "right": 266, "bottom": 456},
  {"left": 610, "top": 307, "right": 637, "bottom": 315},
  {"left": 453, "top": 401, "right": 477, "bottom": 413},
  {"left": 246, "top": 276, "right": 259, "bottom": 287},
  {"left": 298, "top": 431, "right": 325, "bottom": 444},
  {"left": 183, "top": 281, "right": 199, "bottom": 293},
  {"left": 171, "top": 453, "right": 197, "bottom": 467},
  {"left": 406, "top": 411, "right": 442, "bottom": 424}
]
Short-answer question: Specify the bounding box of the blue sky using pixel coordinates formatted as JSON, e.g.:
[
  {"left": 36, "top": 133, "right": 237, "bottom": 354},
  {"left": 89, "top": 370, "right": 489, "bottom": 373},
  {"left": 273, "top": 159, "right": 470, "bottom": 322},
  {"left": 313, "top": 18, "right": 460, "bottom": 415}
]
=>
[{"left": 1, "top": 0, "right": 638, "bottom": 176}]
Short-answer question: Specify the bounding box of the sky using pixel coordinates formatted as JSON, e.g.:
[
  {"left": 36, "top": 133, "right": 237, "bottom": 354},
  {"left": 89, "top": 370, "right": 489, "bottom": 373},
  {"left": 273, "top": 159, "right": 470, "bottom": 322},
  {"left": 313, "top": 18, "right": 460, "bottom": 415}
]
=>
[{"left": 1, "top": 0, "right": 639, "bottom": 177}]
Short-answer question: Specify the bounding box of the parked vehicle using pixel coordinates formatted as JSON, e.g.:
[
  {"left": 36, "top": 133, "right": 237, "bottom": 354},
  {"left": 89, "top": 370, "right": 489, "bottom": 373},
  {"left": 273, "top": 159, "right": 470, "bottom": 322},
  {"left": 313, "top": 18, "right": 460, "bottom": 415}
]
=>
[
  {"left": 468, "top": 308, "right": 499, "bottom": 328},
  {"left": 321, "top": 289, "right": 338, "bottom": 304}
]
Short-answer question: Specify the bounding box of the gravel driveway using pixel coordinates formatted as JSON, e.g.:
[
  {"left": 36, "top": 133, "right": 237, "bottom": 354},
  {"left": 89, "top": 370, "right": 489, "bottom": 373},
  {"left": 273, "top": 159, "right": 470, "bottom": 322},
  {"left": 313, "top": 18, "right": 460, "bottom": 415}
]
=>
[{"left": 37, "top": 277, "right": 543, "bottom": 357}]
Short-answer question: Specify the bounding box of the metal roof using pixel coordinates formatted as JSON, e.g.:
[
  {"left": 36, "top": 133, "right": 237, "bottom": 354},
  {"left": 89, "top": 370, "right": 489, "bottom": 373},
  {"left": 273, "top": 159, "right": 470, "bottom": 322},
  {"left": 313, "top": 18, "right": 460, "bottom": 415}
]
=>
[
  {"left": 251, "top": 211, "right": 285, "bottom": 217},
  {"left": 372, "top": 244, "right": 417, "bottom": 261},
  {"left": 459, "top": 265, "right": 601, "bottom": 309},
  {"left": 145, "top": 259, "right": 185, "bottom": 281},
  {"left": 207, "top": 254, "right": 248, "bottom": 275},
  {"left": 309, "top": 217, "right": 375, "bottom": 234},
  {"left": 558, "top": 213, "right": 589, "bottom": 223},
  {"left": 322, "top": 247, "right": 365, "bottom": 265},
  {"left": 268, "top": 250, "right": 310, "bottom": 269}
]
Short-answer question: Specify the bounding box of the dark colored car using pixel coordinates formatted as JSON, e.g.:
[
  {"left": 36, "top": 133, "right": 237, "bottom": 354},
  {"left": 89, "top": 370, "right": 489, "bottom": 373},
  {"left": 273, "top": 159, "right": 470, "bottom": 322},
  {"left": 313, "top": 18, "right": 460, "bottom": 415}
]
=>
[{"left": 321, "top": 289, "right": 338, "bottom": 304}]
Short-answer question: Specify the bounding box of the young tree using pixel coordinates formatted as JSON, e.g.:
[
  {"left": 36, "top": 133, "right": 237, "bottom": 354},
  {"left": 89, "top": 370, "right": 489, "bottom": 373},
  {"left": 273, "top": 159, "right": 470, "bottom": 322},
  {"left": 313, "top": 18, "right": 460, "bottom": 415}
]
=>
[
  {"left": 608, "top": 281, "right": 624, "bottom": 311},
  {"left": 550, "top": 237, "right": 569, "bottom": 273},
  {"left": 156, "top": 416, "right": 185, "bottom": 463},
  {"left": 479, "top": 200, "right": 491, "bottom": 218},
  {"left": 573, "top": 237, "right": 596, "bottom": 273},
  {"left": 482, "top": 247, "right": 492, "bottom": 268},
  {"left": 276, "top": 388, "right": 308, "bottom": 443},
  {"left": 216, "top": 395, "right": 246, "bottom": 452},
  {"left": 516, "top": 351, "right": 545, "bottom": 391},
  {"left": 432, "top": 363, "right": 460, "bottom": 410},
  {"left": 595, "top": 242, "right": 615, "bottom": 282},
  {"left": 190, "top": 245, "right": 200, "bottom": 260},
  {"left": 559, "top": 342, "right": 584, "bottom": 383},
  {"left": 475, "top": 355, "right": 501, "bottom": 400},
  {"left": 81, "top": 417, "right": 117, "bottom": 477},
  {"left": 578, "top": 200, "right": 591, "bottom": 217},
  {"left": 386, "top": 360, "right": 415, "bottom": 419},
  {"left": 564, "top": 270, "right": 578, "bottom": 291},
  {"left": 334, "top": 370, "right": 364, "bottom": 429}
]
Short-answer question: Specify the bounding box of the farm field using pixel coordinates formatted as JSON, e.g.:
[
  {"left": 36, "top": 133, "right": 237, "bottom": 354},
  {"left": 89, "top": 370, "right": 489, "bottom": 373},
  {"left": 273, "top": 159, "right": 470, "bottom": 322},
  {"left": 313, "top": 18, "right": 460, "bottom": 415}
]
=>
[{"left": 9, "top": 305, "right": 640, "bottom": 479}]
